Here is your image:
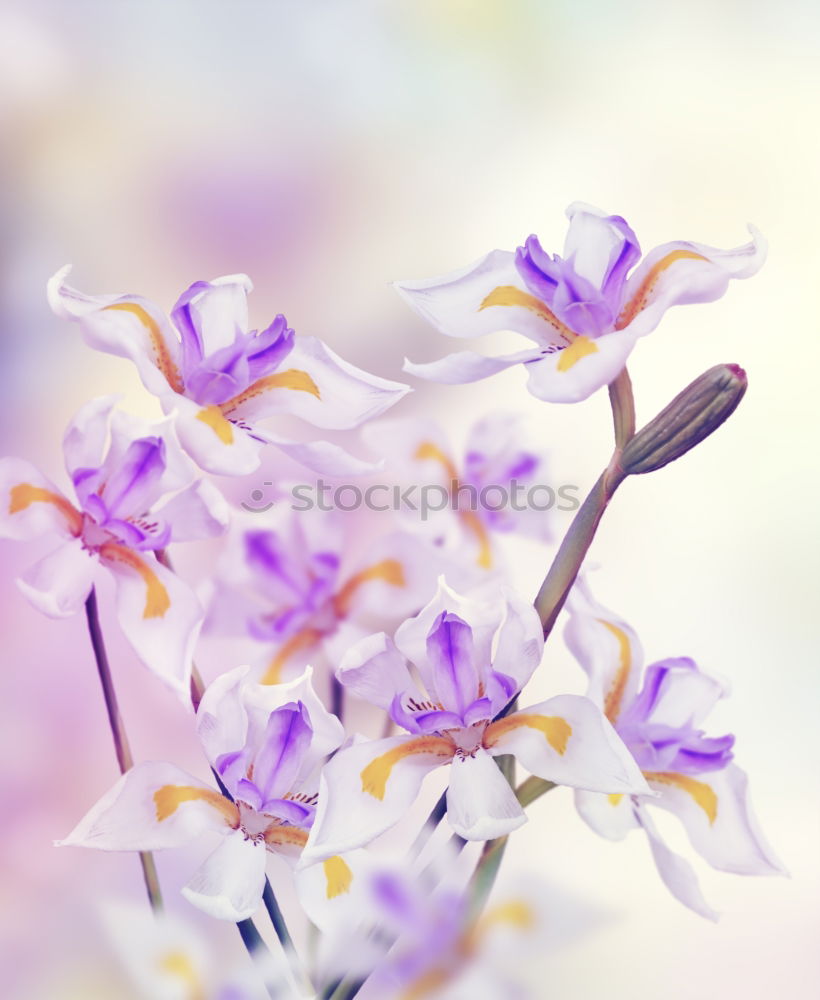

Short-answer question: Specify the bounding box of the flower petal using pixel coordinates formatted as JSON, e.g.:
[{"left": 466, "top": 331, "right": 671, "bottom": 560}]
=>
[
  {"left": 336, "top": 632, "right": 415, "bottom": 711},
  {"left": 521, "top": 327, "right": 640, "bottom": 404},
  {"left": 195, "top": 665, "right": 251, "bottom": 772},
  {"left": 57, "top": 761, "right": 238, "bottom": 851},
  {"left": 484, "top": 695, "right": 648, "bottom": 794},
  {"left": 403, "top": 347, "right": 541, "bottom": 386},
  {"left": 48, "top": 266, "right": 184, "bottom": 396},
  {"left": 446, "top": 748, "right": 526, "bottom": 840},
  {"left": 644, "top": 764, "right": 785, "bottom": 876},
  {"left": 574, "top": 788, "right": 640, "bottom": 841},
  {"left": 17, "top": 538, "right": 98, "bottom": 618},
  {"left": 490, "top": 587, "right": 545, "bottom": 699},
  {"left": 158, "top": 479, "right": 230, "bottom": 542},
  {"left": 637, "top": 806, "right": 719, "bottom": 921},
  {"left": 181, "top": 829, "right": 266, "bottom": 921},
  {"left": 563, "top": 576, "right": 643, "bottom": 723},
  {"left": 294, "top": 849, "right": 370, "bottom": 933},
  {"left": 302, "top": 735, "right": 454, "bottom": 862},
  {"left": 256, "top": 429, "right": 383, "bottom": 476},
  {"left": 62, "top": 395, "right": 121, "bottom": 480},
  {"left": 618, "top": 226, "right": 767, "bottom": 338},
  {"left": 170, "top": 275, "right": 252, "bottom": 360},
  {"left": 170, "top": 393, "right": 262, "bottom": 476},
  {"left": 0, "top": 457, "right": 82, "bottom": 540},
  {"left": 221, "top": 335, "right": 410, "bottom": 430},
  {"left": 395, "top": 249, "right": 568, "bottom": 348},
  {"left": 100, "top": 545, "right": 203, "bottom": 699},
  {"left": 629, "top": 657, "right": 728, "bottom": 731}
]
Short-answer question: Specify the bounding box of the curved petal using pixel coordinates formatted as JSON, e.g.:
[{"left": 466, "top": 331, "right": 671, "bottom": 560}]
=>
[
  {"left": 403, "top": 347, "right": 541, "bottom": 386},
  {"left": 0, "top": 457, "right": 82, "bottom": 540},
  {"left": 336, "top": 632, "right": 415, "bottom": 712},
  {"left": 574, "top": 788, "right": 639, "bottom": 841},
  {"left": 221, "top": 335, "right": 409, "bottom": 430},
  {"left": 170, "top": 393, "right": 262, "bottom": 476},
  {"left": 637, "top": 805, "right": 719, "bottom": 921},
  {"left": 563, "top": 576, "right": 643, "bottom": 723},
  {"left": 521, "top": 327, "right": 640, "bottom": 404},
  {"left": 395, "top": 249, "right": 568, "bottom": 348},
  {"left": 196, "top": 665, "right": 252, "bottom": 771},
  {"left": 446, "top": 748, "right": 526, "bottom": 840},
  {"left": 57, "top": 761, "right": 238, "bottom": 851},
  {"left": 484, "top": 695, "right": 648, "bottom": 794},
  {"left": 170, "top": 275, "right": 252, "bottom": 359},
  {"left": 257, "top": 429, "right": 383, "bottom": 476},
  {"left": 62, "top": 395, "right": 120, "bottom": 480},
  {"left": 619, "top": 226, "right": 767, "bottom": 338},
  {"left": 630, "top": 657, "right": 728, "bottom": 731},
  {"left": 158, "top": 479, "right": 230, "bottom": 542},
  {"left": 294, "top": 849, "right": 370, "bottom": 933},
  {"left": 17, "top": 538, "right": 98, "bottom": 618},
  {"left": 48, "top": 266, "right": 184, "bottom": 397},
  {"left": 644, "top": 764, "right": 786, "bottom": 876},
  {"left": 490, "top": 587, "right": 545, "bottom": 699},
  {"left": 562, "top": 203, "right": 641, "bottom": 296},
  {"left": 101, "top": 545, "right": 203, "bottom": 700},
  {"left": 181, "top": 829, "right": 266, "bottom": 921},
  {"left": 302, "top": 735, "right": 454, "bottom": 862}
]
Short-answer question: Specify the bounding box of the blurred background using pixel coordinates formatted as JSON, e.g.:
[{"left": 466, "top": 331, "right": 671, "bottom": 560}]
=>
[{"left": 1, "top": 0, "right": 818, "bottom": 997}]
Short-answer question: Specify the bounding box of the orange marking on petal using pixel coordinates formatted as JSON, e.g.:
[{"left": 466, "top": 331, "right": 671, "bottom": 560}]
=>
[
  {"left": 460, "top": 509, "right": 493, "bottom": 569},
  {"left": 555, "top": 334, "right": 598, "bottom": 372},
  {"left": 195, "top": 405, "right": 234, "bottom": 444},
  {"left": 8, "top": 483, "right": 83, "bottom": 535},
  {"left": 599, "top": 620, "right": 632, "bottom": 723},
  {"left": 479, "top": 285, "right": 575, "bottom": 346},
  {"left": 153, "top": 785, "right": 239, "bottom": 827},
  {"left": 484, "top": 713, "right": 572, "bottom": 755},
  {"left": 643, "top": 771, "right": 718, "bottom": 824},
  {"left": 103, "top": 302, "right": 185, "bottom": 393},
  {"left": 608, "top": 793, "right": 624, "bottom": 807},
  {"left": 220, "top": 369, "right": 320, "bottom": 415},
  {"left": 414, "top": 441, "right": 459, "bottom": 481},
  {"left": 360, "top": 736, "right": 454, "bottom": 800},
  {"left": 158, "top": 952, "right": 206, "bottom": 1000},
  {"left": 616, "top": 249, "right": 709, "bottom": 330},
  {"left": 260, "top": 627, "right": 324, "bottom": 685},
  {"left": 323, "top": 855, "right": 353, "bottom": 899},
  {"left": 99, "top": 543, "right": 170, "bottom": 619},
  {"left": 333, "top": 559, "right": 406, "bottom": 617},
  {"left": 264, "top": 824, "right": 309, "bottom": 850}
]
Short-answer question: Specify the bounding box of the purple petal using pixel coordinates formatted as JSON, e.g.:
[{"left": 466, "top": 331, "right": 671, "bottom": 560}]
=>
[
  {"left": 246, "top": 315, "right": 295, "bottom": 380},
  {"left": 412, "top": 709, "right": 464, "bottom": 733},
  {"left": 599, "top": 214, "right": 641, "bottom": 301},
  {"left": 100, "top": 437, "right": 167, "bottom": 519},
  {"left": 171, "top": 280, "right": 210, "bottom": 372},
  {"left": 252, "top": 701, "right": 313, "bottom": 802},
  {"left": 514, "top": 235, "right": 561, "bottom": 305},
  {"left": 184, "top": 337, "right": 251, "bottom": 405},
  {"left": 259, "top": 797, "right": 313, "bottom": 825},
  {"left": 425, "top": 611, "right": 479, "bottom": 716}
]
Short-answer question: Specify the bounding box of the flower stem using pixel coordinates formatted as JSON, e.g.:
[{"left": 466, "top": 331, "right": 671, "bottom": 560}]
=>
[
  {"left": 608, "top": 366, "right": 636, "bottom": 449},
  {"left": 84, "top": 588, "right": 163, "bottom": 911}
]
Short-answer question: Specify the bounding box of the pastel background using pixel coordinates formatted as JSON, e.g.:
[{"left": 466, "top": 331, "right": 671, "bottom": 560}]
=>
[{"left": 1, "top": 1, "right": 818, "bottom": 998}]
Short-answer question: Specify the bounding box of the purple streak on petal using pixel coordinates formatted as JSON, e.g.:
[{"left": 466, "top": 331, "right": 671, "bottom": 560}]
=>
[
  {"left": 552, "top": 263, "right": 614, "bottom": 335},
  {"left": 413, "top": 709, "right": 464, "bottom": 734},
  {"left": 235, "top": 777, "right": 264, "bottom": 811},
  {"left": 246, "top": 315, "right": 295, "bottom": 380},
  {"left": 100, "top": 437, "right": 167, "bottom": 519},
  {"left": 627, "top": 658, "right": 698, "bottom": 724},
  {"left": 171, "top": 280, "right": 210, "bottom": 372},
  {"left": 259, "top": 797, "right": 313, "bottom": 826},
  {"left": 215, "top": 749, "right": 250, "bottom": 799},
  {"left": 485, "top": 670, "right": 519, "bottom": 716},
  {"left": 600, "top": 214, "right": 641, "bottom": 301},
  {"left": 515, "top": 236, "right": 561, "bottom": 306},
  {"left": 389, "top": 692, "right": 423, "bottom": 734},
  {"left": 425, "top": 611, "right": 478, "bottom": 716},
  {"left": 185, "top": 336, "right": 251, "bottom": 405},
  {"left": 104, "top": 516, "right": 172, "bottom": 551},
  {"left": 72, "top": 466, "right": 105, "bottom": 508},
  {"left": 82, "top": 492, "right": 109, "bottom": 526},
  {"left": 252, "top": 701, "right": 313, "bottom": 803},
  {"left": 462, "top": 697, "right": 494, "bottom": 727}
]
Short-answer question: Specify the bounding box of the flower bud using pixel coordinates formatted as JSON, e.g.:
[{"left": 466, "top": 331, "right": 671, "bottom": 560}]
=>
[{"left": 621, "top": 364, "right": 747, "bottom": 475}]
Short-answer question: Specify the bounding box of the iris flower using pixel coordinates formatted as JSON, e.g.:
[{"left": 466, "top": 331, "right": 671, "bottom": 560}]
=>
[
  {"left": 396, "top": 202, "right": 765, "bottom": 402},
  {"left": 49, "top": 270, "right": 410, "bottom": 475},
  {"left": 0, "top": 396, "right": 227, "bottom": 697},
  {"left": 59, "top": 667, "right": 361, "bottom": 927},
  {"left": 564, "top": 578, "right": 785, "bottom": 918},
  {"left": 302, "top": 580, "right": 647, "bottom": 856}
]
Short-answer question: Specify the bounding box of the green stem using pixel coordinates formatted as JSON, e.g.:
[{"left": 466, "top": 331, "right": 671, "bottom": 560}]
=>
[
  {"left": 84, "top": 589, "right": 163, "bottom": 911},
  {"left": 608, "top": 366, "right": 636, "bottom": 449}
]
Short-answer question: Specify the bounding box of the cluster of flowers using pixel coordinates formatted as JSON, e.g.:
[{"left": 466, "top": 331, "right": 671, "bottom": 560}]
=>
[{"left": 0, "top": 204, "right": 783, "bottom": 999}]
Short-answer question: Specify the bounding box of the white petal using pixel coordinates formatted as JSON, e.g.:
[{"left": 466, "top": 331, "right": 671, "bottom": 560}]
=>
[
  {"left": 484, "top": 695, "right": 648, "bottom": 795},
  {"left": 196, "top": 665, "right": 252, "bottom": 766},
  {"left": 446, "top": 748, "right": 526, "bottom": 840},
  {"left": 294, "top": 849, "right": 370, "bottom": 933},
  {"left": 171, "top": 394, "right": 262, "bottom": 476},
  {"left": 646, "top": 764, "right": 786, "bottom": 876},
  {"left": 491, "top": 587, "right": 545, "bottom": 695},
  {"left": 181, "top": 275, "right": 252, "bottom": 356},
  {"left": 61, "top": 395, "right": 120, "bottom": 479},
  {"left": 57, "top": 761, "right": 236, "bottom": 850},
  {"left": 17, "top": 538, "right": 98, "bottom": 618},
  {"left": 158, "top": 479, "right": 231, "bottom": 542},
  {"left": 574, "top": 788, "right": 639, "bottom": 841},
  {"left": 182, "top": 830, "right": 267, "bottom": 921},
  {"left": 637, "top": 806, "right": 719, "bottom": 921},
  {"left": 0, "top": 457, "right": 82, "bottom": 541},
  {"left": 101, "top": 547, "right": 203, "bottom": 700},
  {"left": 403, "top": 348, "right": 541, "bottom": 385},
  {"left": 257, "top": 430, "right": 383, "bottom": 476},
  {"left": 522, "top": 327, "right": 640, "bottom": 404},
  {"left": 336, "top": 632, "right": 414, "bottom": 711},
  {"left": 302, "top": 735, "right": 453, "bottom": 862}
]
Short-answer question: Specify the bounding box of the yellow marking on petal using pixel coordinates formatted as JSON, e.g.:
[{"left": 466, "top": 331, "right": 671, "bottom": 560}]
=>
[
  {"left": 153, "top": 785, "right": 240, "bottom": 827},
  {"left": 484, "top": 713, "right": 572, "bottom": 755},
  {"left": 460, "top": 509, "right": 493, "bottom": 569},
  {"left": 221, "top": 369, "right": 320, "bottom": 415},
  {"left": 479, "top": 286, "right": 575, "bottom": 345},
  {"left": 555, "top": 334, "right": 598, "bottom": 372},
  {"left": 264, "top": 824, "right": 310, "bottom": 849},
  {"left": 643, "top": 771, "right": 718, "bottom": 824},
  {"left": 616, "top": 249, "right": 709, "bottom": 330},
  {"left": 414, "top": 441, "right": 459, "bottom": 481},
  {"left": 323, "top": 855, "right": 353, "bottom": 899},
  {"left": 476, "top": 900, "right": 535, "bottom": 936},
  {"left": 608, "top": 793, "right": 624, "bottom": 807},
  {"left": 361, "top": 736, "right": 454, "bottom": 801},
  {"left": 159, "top": 951, "right": 206, "bottom": 1000},
  {"left": 195, "top": 405, "right": 234, "bottom": 444},
  {"left": 99, "top": 543, "right": 170, "bottom": 618},
  {"left": 260, "top": 627, "right": 324, "bottom": 685},
  {"left": 599, "top": 620, "right": 632, "bottom": 723},
  {"left": 8, "top": 483, "right": 83, "bottom": 535},
  {"left": 103, "top": 302, "right": 185, "bottom": 393},
  {"left": 333, "top": 559, "right": 406, "bottom": 617},
  {"left": 401, "top": 969, "right": 451, "bottom": 1000}
]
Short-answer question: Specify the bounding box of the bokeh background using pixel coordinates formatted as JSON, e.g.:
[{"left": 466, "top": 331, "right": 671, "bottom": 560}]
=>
[{"left": 1, "top": 1, "right": 818, "bottom": 997}]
